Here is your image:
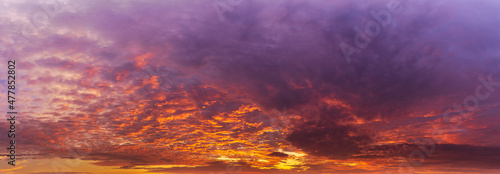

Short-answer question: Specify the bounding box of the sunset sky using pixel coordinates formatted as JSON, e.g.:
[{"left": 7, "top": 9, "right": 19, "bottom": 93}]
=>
[{"left": 1, "top": 0, "right": 500, "bottom": 173}]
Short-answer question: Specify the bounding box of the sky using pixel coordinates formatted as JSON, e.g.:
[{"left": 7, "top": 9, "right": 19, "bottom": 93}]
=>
[{"left": 1, "top": 0, "right": 500, "bottom": 173}]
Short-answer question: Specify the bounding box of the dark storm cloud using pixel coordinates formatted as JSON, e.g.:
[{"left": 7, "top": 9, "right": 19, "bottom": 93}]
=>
[
  {"left": 427, "top": 144, "right": 500, "bottom": 169},
  {"left": 284, "top": 104, "right": 373, "bottom": 158},
  {"left": 359, "top": 143, "right": 500, "bottom": 169},
  {"left": 138, "top": 0, "right": 500, "bottom": 123}
]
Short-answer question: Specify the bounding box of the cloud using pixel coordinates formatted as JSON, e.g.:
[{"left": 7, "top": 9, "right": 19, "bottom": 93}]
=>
[{"left": 1, "top": 0, "right": 500, "bottom": 173}]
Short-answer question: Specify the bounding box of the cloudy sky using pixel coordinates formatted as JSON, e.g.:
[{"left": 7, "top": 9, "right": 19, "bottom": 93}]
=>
[{"left": 1, "top": 0, "right": 500, "bottom": 173}]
